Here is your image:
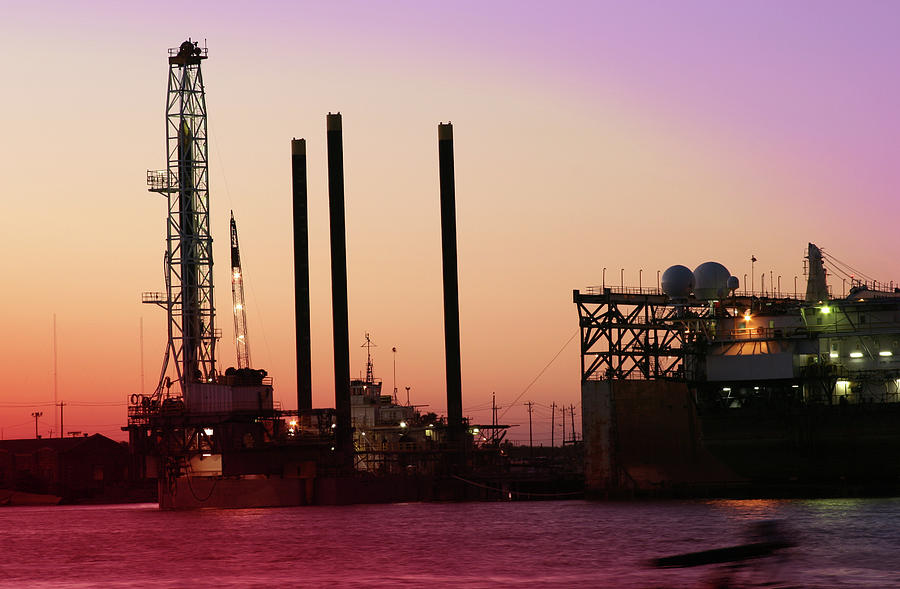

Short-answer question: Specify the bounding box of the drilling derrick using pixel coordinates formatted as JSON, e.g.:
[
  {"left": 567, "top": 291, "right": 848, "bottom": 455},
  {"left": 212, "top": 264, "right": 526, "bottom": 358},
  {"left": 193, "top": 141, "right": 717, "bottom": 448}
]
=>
[
  {"left": 230, "top": 212, "right": 251, "bottom": 369},
  {"left": 145, "top": 39, "right": 216, "bottom": 401}
]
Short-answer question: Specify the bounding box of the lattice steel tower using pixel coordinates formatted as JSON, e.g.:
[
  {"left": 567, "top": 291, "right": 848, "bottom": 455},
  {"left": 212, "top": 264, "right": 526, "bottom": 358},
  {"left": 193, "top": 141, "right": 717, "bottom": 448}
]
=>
[{"left": 146, "top": 39, "right": 216, "bottom": 398}]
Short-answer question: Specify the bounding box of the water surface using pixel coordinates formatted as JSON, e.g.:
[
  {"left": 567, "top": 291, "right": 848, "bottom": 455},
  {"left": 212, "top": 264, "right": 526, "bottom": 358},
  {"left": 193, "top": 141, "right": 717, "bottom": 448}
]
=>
[{"left": 1, "top": 498, "right": 898, "bottom": 587}]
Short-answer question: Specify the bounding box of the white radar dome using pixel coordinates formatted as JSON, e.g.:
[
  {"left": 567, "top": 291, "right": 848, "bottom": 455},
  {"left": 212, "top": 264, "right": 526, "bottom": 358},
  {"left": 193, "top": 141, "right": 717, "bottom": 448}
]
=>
[
  {"left": 693, "top": 262, "right": 731, "bottom": 300},
  {"left": 726, "top": 275, "right": 740, "bottom": 292},
  {"left": 661, "top": 265, "right": 694, "bottom": 300}
]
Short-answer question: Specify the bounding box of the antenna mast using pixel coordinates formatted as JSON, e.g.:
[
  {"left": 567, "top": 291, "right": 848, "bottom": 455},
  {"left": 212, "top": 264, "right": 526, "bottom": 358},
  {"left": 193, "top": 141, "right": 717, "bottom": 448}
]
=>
[
  {"left": 392, "top": 346, "right": 398, "bottom": 403},
  {"left": 231, "top": 211, "right": 251, "bottom": 369},
  {"left": 52, "top": 314, "right": 58, "bottom": 437},
  {"left": 362, "top": 333, "right": 376, "bottom": 384}
]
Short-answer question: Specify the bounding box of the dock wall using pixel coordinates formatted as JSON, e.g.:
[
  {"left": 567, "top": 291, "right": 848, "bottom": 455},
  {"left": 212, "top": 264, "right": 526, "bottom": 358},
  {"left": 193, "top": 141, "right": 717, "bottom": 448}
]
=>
[{"left": 582, "top": 380, "right": 739, "bottom": 497}]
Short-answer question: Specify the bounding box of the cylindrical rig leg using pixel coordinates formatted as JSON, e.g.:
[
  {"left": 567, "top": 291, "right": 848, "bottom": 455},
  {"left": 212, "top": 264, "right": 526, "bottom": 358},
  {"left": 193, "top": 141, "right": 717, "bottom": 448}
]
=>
[
  {"left": 292, "top": 138, "right": 313, "bottom": 412},
  {"left": 326, "top": 113, "right": 353, "bottom": 464},
  {"left": 438, "top": 122, "right": 464, "bottom": 447}
]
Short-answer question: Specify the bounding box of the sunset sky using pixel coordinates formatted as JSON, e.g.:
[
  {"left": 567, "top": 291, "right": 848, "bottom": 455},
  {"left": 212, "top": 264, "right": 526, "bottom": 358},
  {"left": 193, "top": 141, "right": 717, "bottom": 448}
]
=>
[{"left": 2, "top": 1, "right": 899, "bottom": 443}]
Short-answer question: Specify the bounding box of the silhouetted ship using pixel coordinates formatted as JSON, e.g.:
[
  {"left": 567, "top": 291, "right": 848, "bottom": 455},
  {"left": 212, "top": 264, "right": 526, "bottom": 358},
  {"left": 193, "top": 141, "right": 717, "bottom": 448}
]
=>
[
  {"left": 126, "top": 356, "right": 464, "bottom": 508},
  {"left": 577, "top": 243, "right": 900, "bottom": 497}
]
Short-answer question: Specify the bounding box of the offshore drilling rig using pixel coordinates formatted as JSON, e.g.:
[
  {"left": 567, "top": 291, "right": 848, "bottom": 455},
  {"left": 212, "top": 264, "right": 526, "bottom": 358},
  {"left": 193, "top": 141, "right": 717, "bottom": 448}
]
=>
[
  {"left": 126, "top": 40, "right": 436, "bottom": 508},
  {"left": 126, "top": 40, "right": 579, "bottom": 508},
  {"left": 127, "top": 40, "right": 338, "bottom": 508}
]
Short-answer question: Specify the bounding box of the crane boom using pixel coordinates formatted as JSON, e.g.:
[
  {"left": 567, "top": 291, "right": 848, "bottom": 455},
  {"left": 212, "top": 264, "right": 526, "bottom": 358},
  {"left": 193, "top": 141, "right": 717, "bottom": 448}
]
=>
[{"left": 230, "top": 211, "right": 251, "bottom": 369}]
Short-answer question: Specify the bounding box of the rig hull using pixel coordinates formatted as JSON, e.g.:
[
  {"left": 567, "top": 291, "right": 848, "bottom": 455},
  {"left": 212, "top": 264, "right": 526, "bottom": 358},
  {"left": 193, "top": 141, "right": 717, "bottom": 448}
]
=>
[{"left": 583, "top": 379, "right": 900, "bottom": 498}]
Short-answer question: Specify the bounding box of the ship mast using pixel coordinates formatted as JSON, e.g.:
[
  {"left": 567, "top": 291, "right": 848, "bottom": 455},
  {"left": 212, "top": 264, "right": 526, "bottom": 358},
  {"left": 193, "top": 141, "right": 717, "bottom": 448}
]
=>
[{"left": 362, "top": 332, "right": 376, "bottom": 384}]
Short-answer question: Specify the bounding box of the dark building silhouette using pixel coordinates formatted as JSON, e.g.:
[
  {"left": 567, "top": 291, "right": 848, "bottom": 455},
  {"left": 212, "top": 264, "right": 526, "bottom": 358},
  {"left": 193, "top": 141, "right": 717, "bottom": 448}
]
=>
[{"left": 0, "top": 434, "right": 130, "bottom": 502}]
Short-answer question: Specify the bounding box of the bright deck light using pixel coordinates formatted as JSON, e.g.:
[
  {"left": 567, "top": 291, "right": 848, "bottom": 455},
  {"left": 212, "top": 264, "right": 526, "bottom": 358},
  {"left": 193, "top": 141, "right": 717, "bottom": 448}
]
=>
[
  {"left": 880, "top": 351, "right": 893, "bottom": 357},
  {"left": 850, "top": 351, "right": 864, "bottom": 358}
]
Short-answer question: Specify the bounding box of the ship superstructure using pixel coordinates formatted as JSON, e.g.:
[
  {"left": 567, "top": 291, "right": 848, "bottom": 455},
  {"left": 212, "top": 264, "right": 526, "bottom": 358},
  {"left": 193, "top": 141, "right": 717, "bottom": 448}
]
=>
[
  {"left": 576, "top": 243, "right": 900, "bottom": 496},
  {"left": 349, "top": 334, "right": 445, "bottom": 473}
]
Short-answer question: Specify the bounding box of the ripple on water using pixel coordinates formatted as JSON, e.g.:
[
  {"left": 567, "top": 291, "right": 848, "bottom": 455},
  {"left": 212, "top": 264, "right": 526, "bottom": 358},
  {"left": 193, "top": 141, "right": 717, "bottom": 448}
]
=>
[{"left": 0, "top": 499, "right": 898, "bottom": 588}]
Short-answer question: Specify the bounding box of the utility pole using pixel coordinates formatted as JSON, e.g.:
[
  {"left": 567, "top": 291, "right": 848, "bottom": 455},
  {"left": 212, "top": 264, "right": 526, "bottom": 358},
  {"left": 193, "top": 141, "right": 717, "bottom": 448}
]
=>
[
  {"left": 525, "top": 401, "right": 534, "bottom": 455},
  {"left": 570, "top": 404, "right": 577, "bottom": 444},
  {"left": 550, "top": 402, "right": 556, "bottom": 448},
  {"left": 58, "top": 402, "right": 66, "bottom": 439},
  {"left": 561, "top": 408, "right": 566, "bottom": 447},
  {"left": 405, "top": 386, "right": 411, "bottom": 406},
  {"left": 31, "top": 411, "right": 43, "bottom": 439},
  {"left": 491, "top": 392, "right": 499, "bottom": 444}
]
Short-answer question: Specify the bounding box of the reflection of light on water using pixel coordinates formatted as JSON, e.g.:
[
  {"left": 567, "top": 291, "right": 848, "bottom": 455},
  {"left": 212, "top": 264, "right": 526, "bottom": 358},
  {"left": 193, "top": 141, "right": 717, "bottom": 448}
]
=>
[
  {"left": 798, "top": 497, "right": 870, "bottom": 520},
  {"left": 706, "top": 499, "right": 784, "bottom": 520}
]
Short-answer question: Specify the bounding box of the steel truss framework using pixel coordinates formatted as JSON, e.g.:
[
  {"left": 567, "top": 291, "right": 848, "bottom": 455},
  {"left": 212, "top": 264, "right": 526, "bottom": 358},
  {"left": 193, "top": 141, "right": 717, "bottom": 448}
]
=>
[
  {"left": 574, "top": 289, "right": 709, "bottom": 382},
  {"left": 147, "top": 41, "right": 216, "bottom": 396}
]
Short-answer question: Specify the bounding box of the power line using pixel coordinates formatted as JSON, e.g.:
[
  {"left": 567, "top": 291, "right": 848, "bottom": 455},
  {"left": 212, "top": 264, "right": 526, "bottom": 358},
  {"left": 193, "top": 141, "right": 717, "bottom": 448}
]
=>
[{"left": 499, "top": 329, "right": 578, "bottom": 421}]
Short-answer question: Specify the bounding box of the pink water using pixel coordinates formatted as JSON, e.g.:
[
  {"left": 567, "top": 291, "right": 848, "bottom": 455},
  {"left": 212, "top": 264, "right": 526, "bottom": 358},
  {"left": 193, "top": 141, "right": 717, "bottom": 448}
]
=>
[{"left": 0, "top": 499, "right": 898, "bottom": 588}]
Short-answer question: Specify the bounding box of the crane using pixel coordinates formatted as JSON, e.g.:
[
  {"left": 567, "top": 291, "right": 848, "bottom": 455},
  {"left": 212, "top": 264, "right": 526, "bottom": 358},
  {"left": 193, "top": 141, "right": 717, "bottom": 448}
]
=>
[{"left": 231, "top": 211, "right": 251, "bottom": 369}]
